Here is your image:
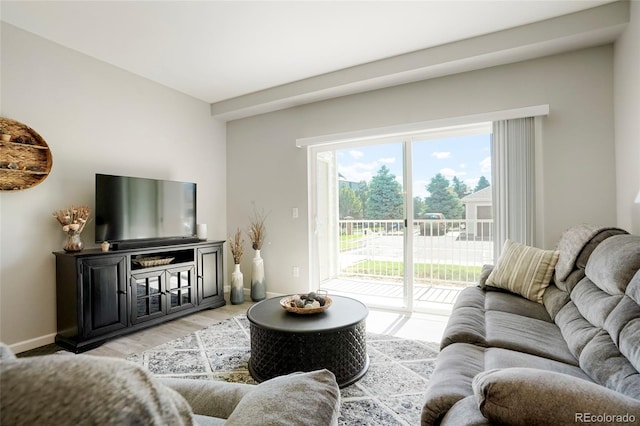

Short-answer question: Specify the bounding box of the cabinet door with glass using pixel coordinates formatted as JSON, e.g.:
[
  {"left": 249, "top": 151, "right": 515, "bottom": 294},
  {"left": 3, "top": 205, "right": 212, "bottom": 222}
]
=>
[
  {"left": 130, "top": 269, "right": 166, "bottom": 325},
  {"left": 166, "top": 264, "right": 196, "bottom": 314}
]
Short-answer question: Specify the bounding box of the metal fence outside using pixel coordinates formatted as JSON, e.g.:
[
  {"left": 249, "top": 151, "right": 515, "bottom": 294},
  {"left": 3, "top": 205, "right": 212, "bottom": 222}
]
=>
[{"left": 338, "top": 219, "right": 494, "bottom": 287}]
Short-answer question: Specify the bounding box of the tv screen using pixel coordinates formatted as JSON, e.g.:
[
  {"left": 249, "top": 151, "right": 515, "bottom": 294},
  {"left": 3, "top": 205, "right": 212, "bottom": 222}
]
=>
[{"left": 95, "top": 174, "right": 196, "bottom": 244}]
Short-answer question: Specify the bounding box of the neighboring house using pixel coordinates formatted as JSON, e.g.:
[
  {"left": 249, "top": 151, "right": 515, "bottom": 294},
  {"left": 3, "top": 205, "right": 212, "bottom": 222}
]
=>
[
  {"left": 461, "top": 186, "right": 492, "bottom": 240},
  {"left": 338, "top": 173, "right": 359, "bottom": 191}
]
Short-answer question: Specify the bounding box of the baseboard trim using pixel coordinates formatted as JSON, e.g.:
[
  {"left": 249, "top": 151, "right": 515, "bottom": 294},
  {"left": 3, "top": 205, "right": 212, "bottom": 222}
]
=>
[{"left": 9, "top": 332, "right": 57, "bottom": 354}]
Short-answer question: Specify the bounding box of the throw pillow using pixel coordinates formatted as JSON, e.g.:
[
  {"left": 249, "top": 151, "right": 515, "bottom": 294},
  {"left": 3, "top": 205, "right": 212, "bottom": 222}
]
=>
[
  {"left": 0, "top": 354, "right": 195, "bottom": 426},
  {"left": 486, "top": 239, "right": 559, "bottom": 303},
  {"left": 226, "top": 369, "right": 341, "bottom": 426},
  {"left": 473, "top": 368, "right": 640, "bottom": 426}
]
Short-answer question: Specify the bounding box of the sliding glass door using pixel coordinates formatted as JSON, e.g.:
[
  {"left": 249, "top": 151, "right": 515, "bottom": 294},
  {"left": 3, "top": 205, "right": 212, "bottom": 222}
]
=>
[
  {"left": 314, "top": 140, "right": 408, "bottom": 309},
  {"left": 410, "top": 132, "right": 493, "bottom": 312},
  {"left": 310, "top": 123, "right": 493, "bottom": 312}
]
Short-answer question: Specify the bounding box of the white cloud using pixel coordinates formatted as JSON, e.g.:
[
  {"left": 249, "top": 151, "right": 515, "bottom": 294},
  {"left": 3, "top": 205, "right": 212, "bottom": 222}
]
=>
[
  {"left": 379, "top": 157, "right": 396, "bottom": 164},
  {"left": 439, "top": 168, "right": 466, "bottom": 180},
  {"left": 459, "top": 163, "right": 466, "bottom": 169},
  {"left": 338, "top": 161, "right": 380, "bottom": 182},
  {"left": 465, "top": 177, "right": 480, "bottom": 189},
  {"left": 480, "top": 156, "right": 491, "bottom": 174},
  {"left": 349, "top": 150, "right": 364, "bottom": 159},
  {"left": 432, "top": 151, "right": 451, "bottom": 159},
  {"left": 413, "top": 179, "right": 428, "bottom": 198}
]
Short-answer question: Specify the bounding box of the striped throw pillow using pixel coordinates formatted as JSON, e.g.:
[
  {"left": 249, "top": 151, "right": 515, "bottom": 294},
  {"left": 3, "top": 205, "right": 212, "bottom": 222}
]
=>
[{"left": 486, "top": 240, "right": 560, "bottom": 303}]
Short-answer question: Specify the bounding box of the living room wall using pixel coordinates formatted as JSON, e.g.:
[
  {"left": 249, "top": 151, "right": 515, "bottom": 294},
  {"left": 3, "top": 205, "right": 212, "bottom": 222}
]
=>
[
  {"left": 227, "top": 45, "right": 616, "bottom": 297},
  {"left": 0, "top": 24, "right": 227, "bottom": 351},
  {"left": 614, "top": 0, "right": 640, "bottom": 234}
]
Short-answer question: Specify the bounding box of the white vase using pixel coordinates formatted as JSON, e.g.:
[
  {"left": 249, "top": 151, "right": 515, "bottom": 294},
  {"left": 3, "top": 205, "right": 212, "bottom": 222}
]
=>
[
  {"left": 251, "top": 249, "right": 266, "bottom": 302},
  {"left": 230, "top": 264, "right": 244, "bottom": 305}
]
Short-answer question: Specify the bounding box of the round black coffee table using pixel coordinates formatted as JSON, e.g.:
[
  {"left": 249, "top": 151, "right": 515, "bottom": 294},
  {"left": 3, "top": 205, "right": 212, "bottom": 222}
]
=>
[{"left": 246, "top": 295, "right": 369, "bottom": 387}]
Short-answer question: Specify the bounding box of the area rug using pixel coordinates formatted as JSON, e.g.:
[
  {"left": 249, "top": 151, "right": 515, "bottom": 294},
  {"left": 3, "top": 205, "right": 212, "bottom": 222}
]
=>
[{"left": 126, "top": 315, "right": 439, "bottom": 426}]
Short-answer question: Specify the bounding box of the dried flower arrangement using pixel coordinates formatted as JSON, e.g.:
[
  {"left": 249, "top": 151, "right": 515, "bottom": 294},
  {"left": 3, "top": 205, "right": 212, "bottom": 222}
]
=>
[
  {"left": 248, "top": 209, "right": 267, "bottom": 250},
  {"left": 53, "top": 205, "right": 91, "bottom": 251},
  {"left": 53, "top": 205, "right": 91, "bottom": 234},
  {"left": 229, "top": 227, "right": 244, "bottom": 264}
]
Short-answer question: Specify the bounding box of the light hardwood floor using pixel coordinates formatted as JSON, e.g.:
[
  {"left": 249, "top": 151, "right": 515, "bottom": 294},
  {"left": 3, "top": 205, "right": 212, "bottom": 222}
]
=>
[
  {"left": 84, "top": 302, "right": 253, "bottom": 358},
  {"left": 18, "top": 300, "right": 448, "bottom": 358}
]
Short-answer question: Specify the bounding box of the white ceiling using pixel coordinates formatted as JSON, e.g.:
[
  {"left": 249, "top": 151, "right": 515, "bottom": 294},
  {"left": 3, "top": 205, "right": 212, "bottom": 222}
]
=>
[{"left": 1, "top": 1, "right": 617, "bottom": 105}]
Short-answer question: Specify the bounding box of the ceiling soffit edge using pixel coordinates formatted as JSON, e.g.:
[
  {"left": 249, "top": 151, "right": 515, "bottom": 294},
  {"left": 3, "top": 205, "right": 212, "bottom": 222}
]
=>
[{"left": 212, "top": 1, "right": 628, "bottom": 122}]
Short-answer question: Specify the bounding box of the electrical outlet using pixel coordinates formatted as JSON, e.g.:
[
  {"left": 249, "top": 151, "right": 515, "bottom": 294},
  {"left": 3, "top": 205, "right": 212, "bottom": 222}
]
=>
[
  {"left": 292, "top": 266, "right": 300, "bottom": 277},
  {"left": 292, "top": 207, "right": 299, "bottom": 218}
]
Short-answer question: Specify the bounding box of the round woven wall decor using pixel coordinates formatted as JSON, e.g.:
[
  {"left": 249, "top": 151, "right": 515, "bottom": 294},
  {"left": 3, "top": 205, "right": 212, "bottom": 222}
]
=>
[{"left": 0, "top": 117, "right": 53, "bottom": 191}]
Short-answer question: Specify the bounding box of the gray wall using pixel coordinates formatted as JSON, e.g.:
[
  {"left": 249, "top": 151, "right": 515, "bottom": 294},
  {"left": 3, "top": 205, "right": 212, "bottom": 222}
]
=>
[
  {"left": 0, "top": 24, "right": 227, "bottom": 351},
  {"left": 614, "top": 1, "right": 640, "bottom": 234},
  {"left": 227, "top": 45, "right": 617, "bottom": 296}
]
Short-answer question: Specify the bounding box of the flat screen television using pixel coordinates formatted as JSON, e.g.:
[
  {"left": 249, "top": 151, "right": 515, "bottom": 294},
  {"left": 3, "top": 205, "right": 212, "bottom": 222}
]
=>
[{"left": 95, "top": 174, "right": 197, "bottom": 247}]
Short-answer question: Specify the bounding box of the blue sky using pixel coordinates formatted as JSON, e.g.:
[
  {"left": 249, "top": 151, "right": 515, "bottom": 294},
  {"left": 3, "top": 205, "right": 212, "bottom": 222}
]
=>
[{"left": 337, "top": 133, "right": 491, "bottom": 198}]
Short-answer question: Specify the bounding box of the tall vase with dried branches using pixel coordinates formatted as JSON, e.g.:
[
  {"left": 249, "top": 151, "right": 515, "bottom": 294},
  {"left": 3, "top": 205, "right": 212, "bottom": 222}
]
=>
[
  {"left": 248, "top": 210, "right": 267, "bottom": 302},
  {"left": 229, "top": 228, "right": 245, "bottom": 305}
]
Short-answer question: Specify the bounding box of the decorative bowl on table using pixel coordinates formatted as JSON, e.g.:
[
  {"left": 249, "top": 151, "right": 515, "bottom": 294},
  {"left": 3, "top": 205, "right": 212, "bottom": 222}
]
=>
[{"left": 280, "top": 291, "right": 332, "bottom": 314}]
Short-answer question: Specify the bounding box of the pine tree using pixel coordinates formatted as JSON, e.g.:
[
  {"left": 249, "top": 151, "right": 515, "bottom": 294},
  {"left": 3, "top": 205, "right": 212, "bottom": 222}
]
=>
[
  {"left": 355, "top": 180, "right": 369, "bottom": 219},
  {"left": 452, "top": 176, "right": 470, "bottom": 199},
  {"left": 339, "top": 185, "right": 362, "bottom": 219},
  {"left": 475, "top": 176, "right": 490, "bottom": 192},
  {"left": 425, "top": 173, "right": 464, "bottom": 219},
  {"left": 365, "top": 165, "right": 403, "bottom": 219}
]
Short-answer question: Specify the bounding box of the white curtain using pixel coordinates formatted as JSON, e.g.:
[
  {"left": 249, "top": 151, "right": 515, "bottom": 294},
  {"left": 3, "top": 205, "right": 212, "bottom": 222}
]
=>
[{"left": 491, "top": 117, "right": 535, "bottom": 260}]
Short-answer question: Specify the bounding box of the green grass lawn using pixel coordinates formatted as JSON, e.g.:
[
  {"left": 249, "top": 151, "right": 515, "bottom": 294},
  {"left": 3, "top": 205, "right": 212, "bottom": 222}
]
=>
[{"left": 339, "top": 234, "right": 366, "bottom": 251}]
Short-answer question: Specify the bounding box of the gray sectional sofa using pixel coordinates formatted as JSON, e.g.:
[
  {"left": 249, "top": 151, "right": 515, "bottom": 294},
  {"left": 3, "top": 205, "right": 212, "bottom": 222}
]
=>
[{"left": 423, "top": 226, "right": 640, "bottom": 425}]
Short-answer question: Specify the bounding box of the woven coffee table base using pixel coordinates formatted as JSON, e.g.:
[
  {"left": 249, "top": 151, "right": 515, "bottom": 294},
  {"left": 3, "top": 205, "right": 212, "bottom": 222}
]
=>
[{"left": 248, "top": 320, "right": 369, "bottom": 387}]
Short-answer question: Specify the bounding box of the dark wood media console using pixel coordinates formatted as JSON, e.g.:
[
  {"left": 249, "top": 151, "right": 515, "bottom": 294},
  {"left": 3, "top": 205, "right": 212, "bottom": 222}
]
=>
[{"left": 54, "top": 240, "right": 225, "bottom": 352}]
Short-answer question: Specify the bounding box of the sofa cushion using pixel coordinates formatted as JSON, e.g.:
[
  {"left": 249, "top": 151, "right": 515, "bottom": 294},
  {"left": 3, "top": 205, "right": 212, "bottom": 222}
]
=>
[
  {"left": 556, "top": 234, "right": 640, "bottom": 399},
  {"left": 421, "top": 343, "right": 485, "bottom": 426},
  {"left": 555, "top": 301, "right": 601, "bottom": 360},
  {"left": 542, "top": 283, "right": 571, "bottom": 320},
  {"left": 485, "top": 311, "right": 577, "bottom": 365},
  {"left": 585, "top": 234, "right": 640, "bottom": 295},
  {"left": 572, "top": 278, "right": 624, "bottom": 328},
  {"left": 440, "top": 287, "right": 487, "bottom": 350},
  {"left": 159, "top": 377, "right": 254, "bottom": 419},
  {"left": 0, "top": 354, "right": 195, "bottom": 426},
  {"left": 440, "top": 305, "right": 487, "bottom": 350},
  {"left": 473, "top": 368, "right": 640, "bottom": 426},
  {"left": 485, "top": 290, "right": 552, "bottom": 322},
  {"left": 225, "top": 369, "right": 340, "bottom": 426},
  {"left": 484, "top": 348, "right": 591, "bottom": 380},
  {"left": 579, "top": 331, "right": 640, "bottom": 399},
  {"left": 621, "top": 274, "right": 640, "bottom": 380},
  {"left": 423, "top": 342, "right": 592, "bottom": 426},
  {"left": 439, "top": 396, "right": 491, "bottom": 426},
  {"left": 486, "top": 239, "right": 559, "bottom": 303}
]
